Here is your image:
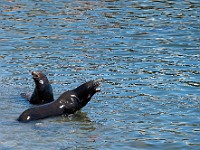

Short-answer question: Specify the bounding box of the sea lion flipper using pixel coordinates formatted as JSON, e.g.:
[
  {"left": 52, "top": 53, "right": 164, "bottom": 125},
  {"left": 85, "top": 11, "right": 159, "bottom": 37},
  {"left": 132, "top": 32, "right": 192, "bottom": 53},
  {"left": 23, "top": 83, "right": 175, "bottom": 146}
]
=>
[{"left": 20, "top": 93, "right": 30, "bottom": 101}]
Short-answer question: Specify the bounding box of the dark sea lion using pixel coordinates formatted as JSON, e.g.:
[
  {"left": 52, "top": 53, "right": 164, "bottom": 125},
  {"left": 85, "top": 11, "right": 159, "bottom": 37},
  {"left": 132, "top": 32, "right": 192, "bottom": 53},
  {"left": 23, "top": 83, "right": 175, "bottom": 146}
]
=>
[
  {"left": 21, "top": 71, "right": 54, "bottom": 105},
  {"left": 18, "top": 79, "right": 102, "bottom": 122}
]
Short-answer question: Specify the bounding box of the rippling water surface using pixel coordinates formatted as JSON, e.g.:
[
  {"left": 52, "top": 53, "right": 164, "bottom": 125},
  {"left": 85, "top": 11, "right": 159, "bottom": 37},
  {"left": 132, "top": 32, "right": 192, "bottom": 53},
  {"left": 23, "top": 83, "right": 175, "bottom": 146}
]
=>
[{"left": 0, "top": 0, "right": 200, "bottom": 149}]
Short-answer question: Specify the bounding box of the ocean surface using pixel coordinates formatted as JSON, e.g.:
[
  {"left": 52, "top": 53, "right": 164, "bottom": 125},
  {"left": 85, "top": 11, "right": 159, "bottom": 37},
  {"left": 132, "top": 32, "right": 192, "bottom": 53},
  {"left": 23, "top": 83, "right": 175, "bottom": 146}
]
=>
[{"left": 0, "top": 0, "right": 199, "bottom": 149}]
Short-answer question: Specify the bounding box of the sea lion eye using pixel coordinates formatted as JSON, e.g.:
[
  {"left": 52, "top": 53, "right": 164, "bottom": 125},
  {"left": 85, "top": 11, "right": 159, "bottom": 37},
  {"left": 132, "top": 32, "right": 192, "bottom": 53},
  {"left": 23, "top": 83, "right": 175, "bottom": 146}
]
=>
[{"left": 93, "top": 82, "right": 97, "bottom": 87}]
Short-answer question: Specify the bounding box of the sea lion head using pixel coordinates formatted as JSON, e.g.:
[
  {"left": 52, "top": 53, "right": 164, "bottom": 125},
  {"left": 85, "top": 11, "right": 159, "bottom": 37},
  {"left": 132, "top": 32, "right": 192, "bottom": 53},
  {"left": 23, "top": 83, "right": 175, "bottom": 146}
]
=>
[
  {"left": 86, "top": 79, "right": 103, "bottom": 94},
  {"left": 31, "top": 71, "right": 48, "bottom": 86},
  {"left": 76, "top": 78, "right": 103, "bottom": 107}
]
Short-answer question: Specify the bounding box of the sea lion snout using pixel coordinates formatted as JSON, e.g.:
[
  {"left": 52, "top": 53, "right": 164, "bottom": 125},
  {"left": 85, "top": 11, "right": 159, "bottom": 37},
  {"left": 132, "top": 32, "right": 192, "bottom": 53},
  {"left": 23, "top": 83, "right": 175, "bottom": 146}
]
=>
[
  {"left": 31, "top": 71, "right": 40, "bottom": 79},
  {"left": 93, "top": 78, "right": 104, "bottom": 92}
]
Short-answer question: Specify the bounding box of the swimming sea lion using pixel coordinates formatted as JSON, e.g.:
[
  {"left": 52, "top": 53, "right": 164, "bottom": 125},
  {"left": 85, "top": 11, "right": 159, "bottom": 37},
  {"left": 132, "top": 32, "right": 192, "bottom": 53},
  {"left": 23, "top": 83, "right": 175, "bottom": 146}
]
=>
[
  {"left": 21, "top": 71, "right": 54, "bottom": 104},
  {"left": 18, "top": 79, "right": 102, "bottom": 122}
]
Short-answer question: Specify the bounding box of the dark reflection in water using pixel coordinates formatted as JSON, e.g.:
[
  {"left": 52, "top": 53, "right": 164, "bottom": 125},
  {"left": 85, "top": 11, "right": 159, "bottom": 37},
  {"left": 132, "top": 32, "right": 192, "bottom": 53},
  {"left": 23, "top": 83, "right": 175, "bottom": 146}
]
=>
[{"left": 0, "top": 0, "right": 200, "bottom": 149}]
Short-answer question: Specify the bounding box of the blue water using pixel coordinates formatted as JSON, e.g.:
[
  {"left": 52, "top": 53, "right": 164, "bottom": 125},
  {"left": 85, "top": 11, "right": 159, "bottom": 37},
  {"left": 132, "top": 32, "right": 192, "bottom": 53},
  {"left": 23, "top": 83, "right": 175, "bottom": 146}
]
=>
[{"left": 0, "top": 0, "right": 200, "bottom": 149}]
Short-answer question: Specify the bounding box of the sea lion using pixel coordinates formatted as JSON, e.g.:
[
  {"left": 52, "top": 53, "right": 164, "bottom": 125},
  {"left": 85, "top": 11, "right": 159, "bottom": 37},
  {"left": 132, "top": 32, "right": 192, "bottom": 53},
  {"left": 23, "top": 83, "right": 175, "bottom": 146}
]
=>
[
  {"left": 18, "top": 79, "right": 102, "bottom": 122},
  {"left": 21, "top": 71, "right": 54, "bottom": 104}
]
